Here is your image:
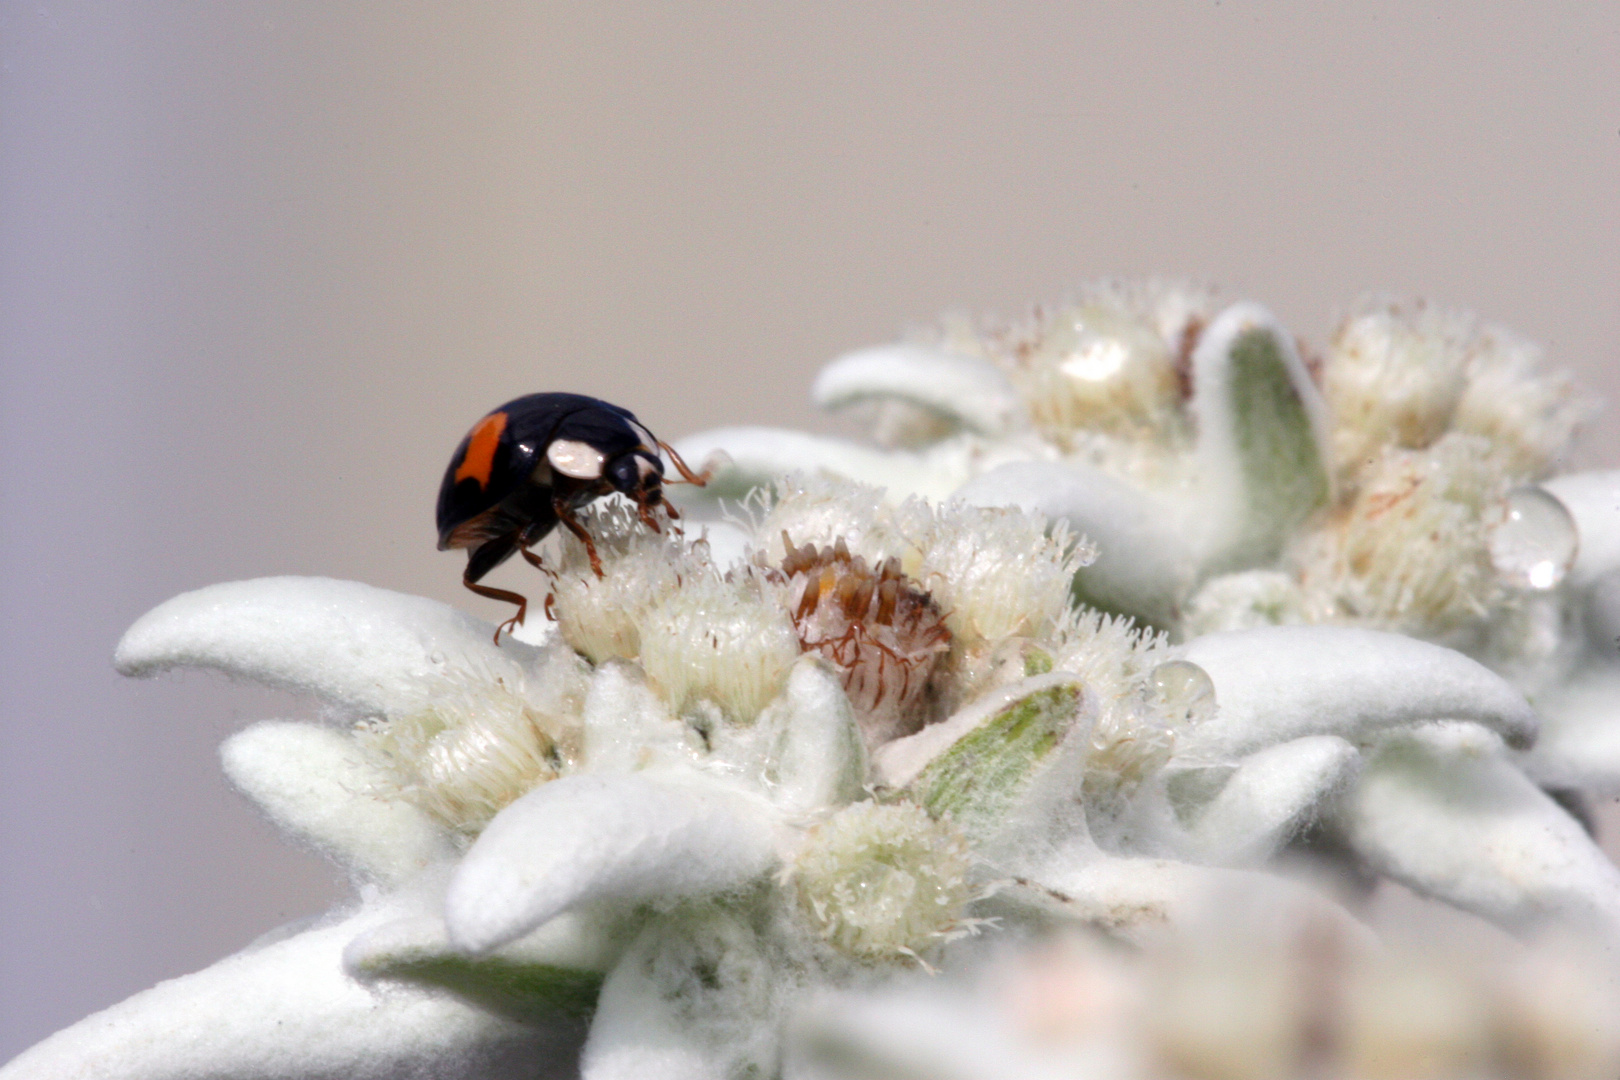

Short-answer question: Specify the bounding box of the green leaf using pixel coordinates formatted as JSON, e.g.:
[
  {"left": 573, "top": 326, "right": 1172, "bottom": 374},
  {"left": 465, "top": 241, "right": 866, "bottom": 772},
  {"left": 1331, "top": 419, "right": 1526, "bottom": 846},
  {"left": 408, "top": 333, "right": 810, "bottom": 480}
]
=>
[
  {"left": 909, "top": 683, "right": 1082, "bottom": 836},
  {"left": 1192, "top": 303, "right": 1331, "bottom": 571},
  {"left": 344, "top": 910, "right": 620, "bottom": 1024},
  {"left": 365, "top": 953, "right": 603, "bottom": 1023},
  {"left": 1228, "top": 326, "right": 1330, "bottom": 536},
  {"left": 1022, "top": 646, "right": 1055, "bottom": 677}
]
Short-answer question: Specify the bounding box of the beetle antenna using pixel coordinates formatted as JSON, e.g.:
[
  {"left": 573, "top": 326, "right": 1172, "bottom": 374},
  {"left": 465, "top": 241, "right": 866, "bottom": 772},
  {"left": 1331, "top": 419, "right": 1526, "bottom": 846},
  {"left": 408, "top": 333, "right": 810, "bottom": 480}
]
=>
[{"left": 659, "top": 440, "right": 712, "bottom": 486}]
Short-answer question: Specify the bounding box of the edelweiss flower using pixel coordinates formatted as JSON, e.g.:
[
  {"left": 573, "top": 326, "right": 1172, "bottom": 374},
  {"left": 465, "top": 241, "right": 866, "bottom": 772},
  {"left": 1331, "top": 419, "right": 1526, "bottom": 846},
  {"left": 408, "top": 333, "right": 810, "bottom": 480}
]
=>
[
  {"left": 677, "top": 283, "right": 1620, "bottom": 942},
  {"left": 7, "top": 286, "right": 1620, "bottom": 1080},
  {"left": 10, "top": 463, "right": 1613, "bottom": 1080}
]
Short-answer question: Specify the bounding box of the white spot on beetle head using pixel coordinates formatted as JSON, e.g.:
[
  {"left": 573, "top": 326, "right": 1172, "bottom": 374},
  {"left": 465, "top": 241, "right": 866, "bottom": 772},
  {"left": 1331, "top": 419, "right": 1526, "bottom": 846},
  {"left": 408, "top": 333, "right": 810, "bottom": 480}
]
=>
[{"left": 546, "top": 439, "right": 606, "bottom": 479}]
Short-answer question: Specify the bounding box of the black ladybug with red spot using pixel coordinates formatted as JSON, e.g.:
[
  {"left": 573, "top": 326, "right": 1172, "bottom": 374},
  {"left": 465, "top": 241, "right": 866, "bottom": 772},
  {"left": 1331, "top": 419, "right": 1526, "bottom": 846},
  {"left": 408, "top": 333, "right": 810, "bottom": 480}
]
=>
[{"left": 436, "top": 392, "right": 705, "bottom": 638}]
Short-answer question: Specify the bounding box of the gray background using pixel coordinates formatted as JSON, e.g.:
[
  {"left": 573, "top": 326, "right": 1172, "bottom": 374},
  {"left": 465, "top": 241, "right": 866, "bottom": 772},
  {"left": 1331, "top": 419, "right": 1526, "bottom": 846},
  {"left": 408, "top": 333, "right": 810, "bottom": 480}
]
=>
[{"left": 2, "top": 2, "right": 1617, "bottom": 1059}]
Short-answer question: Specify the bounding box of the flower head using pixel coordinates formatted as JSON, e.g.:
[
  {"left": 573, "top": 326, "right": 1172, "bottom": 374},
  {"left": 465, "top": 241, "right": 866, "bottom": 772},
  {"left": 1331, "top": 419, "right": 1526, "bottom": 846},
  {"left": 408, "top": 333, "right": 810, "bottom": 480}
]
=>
[
  {"left": 789, "top": 801, "right": 976, "bottom": 961},
  {"left": 779, "top": 533, "right": 951, "bottom": 746}
]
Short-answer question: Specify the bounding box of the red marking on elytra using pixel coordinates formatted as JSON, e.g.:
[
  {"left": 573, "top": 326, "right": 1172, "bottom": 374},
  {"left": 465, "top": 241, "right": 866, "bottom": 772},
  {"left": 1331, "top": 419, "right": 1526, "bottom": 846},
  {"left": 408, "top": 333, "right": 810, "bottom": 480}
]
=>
[{"left": 455, "top": 411, "right": 508, "bottom": 489}]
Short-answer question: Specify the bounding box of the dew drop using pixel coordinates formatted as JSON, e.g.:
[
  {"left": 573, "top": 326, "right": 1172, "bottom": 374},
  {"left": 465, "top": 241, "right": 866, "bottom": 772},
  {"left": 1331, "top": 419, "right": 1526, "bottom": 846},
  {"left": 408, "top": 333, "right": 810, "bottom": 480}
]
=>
[
  {"left": 1489, "top": 486, "right": 1578, "bottom": 591},
  {"left": 1149, "top": 659, "right": 1216, "bottom": 724},
  {"left": 429, "top": 650, "right": 446, "bottom": 665}
]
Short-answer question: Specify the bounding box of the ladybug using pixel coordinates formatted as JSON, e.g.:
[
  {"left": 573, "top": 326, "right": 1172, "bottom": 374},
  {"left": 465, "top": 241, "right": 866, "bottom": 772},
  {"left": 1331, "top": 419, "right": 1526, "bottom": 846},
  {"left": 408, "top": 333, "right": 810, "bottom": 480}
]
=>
[{"left": 436, "top": 392, "right": 704, "bottom": 639}]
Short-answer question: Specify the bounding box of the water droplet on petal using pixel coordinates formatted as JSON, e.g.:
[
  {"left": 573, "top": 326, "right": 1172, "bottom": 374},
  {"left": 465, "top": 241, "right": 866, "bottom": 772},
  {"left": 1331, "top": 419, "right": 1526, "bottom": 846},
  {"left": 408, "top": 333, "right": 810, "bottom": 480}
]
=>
[
  {"left": 1489, "top": 486, "right": 1577, "bottom": 591},
  {"left": 429, "top": 650, "right": 446, "bottom": 665},
  {"left": 1149, "top": 659, "right": 1216, "bottom": 724}
]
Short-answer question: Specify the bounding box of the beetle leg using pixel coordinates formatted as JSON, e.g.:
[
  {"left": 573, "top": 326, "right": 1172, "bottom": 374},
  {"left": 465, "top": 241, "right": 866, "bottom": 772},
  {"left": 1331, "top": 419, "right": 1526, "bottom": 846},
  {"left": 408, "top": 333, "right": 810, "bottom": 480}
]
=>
[
  {"left": 519, "top": 544, "right": 558, "bottom": 580},
  {"left": 554, "top": 499, "right": 605, "bottom": 577},
  {"left": 636, "top": 494, "right": 663, "bottom": 533},
  {"left": 659, "top": 440, "right": 711, "bottom": 486},
  {"left": 463, "top": 575, "right": 528, "bottom": 643}
]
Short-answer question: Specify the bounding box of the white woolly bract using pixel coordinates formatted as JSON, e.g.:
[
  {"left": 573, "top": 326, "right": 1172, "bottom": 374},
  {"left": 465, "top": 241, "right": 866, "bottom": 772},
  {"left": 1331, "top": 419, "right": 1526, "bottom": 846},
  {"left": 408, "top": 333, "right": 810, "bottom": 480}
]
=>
[
  {"left": 789, "top": 801, "right": 975, "bottom": 960},
  {"left": 1176, "top": 626, "right": 1538, "bottom": 761},
  {"left": 0, "top": 895, "right": 557, "bottom": 1080},
  {"left": 582, "top": 905, "right": 790, "bottom": 1080},
  {"left": 1184, "top": 735, "right": 1360, "bottom": 867},
  {"left": 1342, "top": 723, "right": 1620, "bottom": 942},
  {"left": 548, "top": 501, "right": 695, "bottom": 664},
  {"left": 356, "top": 647, "right": 586, "bottom": 832},
  {"left": 445, "top": 773, "right": 782, "bottom": 954},
  {"left": 638, "top": 569, "right": 802, "bottom": 722},
  {"left": 812, "top": 344, "right": 1025, "bottom": 442},
  {"left": 1296, "top": 433, "right": 1507, "bottom": 640},
  {"left": 222, "top": 722, "right": 453, "bottom": 884}
]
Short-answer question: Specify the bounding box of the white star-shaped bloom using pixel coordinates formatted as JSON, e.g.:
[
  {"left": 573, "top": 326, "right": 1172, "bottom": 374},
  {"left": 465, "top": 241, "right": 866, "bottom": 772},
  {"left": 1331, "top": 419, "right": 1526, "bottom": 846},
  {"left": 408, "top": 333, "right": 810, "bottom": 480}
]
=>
[{"left": 9, "top": 284, "right": 1620, "bottom": 1080}]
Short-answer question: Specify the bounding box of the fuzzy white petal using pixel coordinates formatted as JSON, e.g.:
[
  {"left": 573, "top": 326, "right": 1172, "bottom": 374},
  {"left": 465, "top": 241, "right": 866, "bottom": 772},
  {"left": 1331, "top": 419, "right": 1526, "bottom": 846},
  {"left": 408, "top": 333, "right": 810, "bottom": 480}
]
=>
[
  {"left": 813, "top": 344, "right": 1026, "bottom": 436},
  {"left": 114, "top": 577, "right": 534, "bottom": 718},
  {"left": 1183, "top": 736, "right": 1361, "bottom": 867},
  {"left": 579, "top": 662, "right": 693, "bottom": 774},
  {"left": 673, "top": 427, "right": 928, "bottom": 497},
  {"left": 954, "top": 461, "right": 1194, "bottom": 626},
  {"left": 581, "top": 963, "right": 715, "bottom": 1080},
  {"left": 1341, "top": 723, "right": 1620, "bottom": 941},
  {"left": 1518, "top": 665, "right": 1620, "bottom": 796},
  {"left": 445, "top": 772, "right": 781, "bottom": 954},
  {"left": 786, "top": 983, "right": 1069, "bottom": 1080},
  {"left": 1543, "top": 470, "right": 1620, "bottom": 586},
  {"left": 580, "top": 911, "right": 787, "bottom": 1080},
  {"left": 0, "top": 900, "right": 563, "bottom": 1080},
  {"left": 759, "top": 657, "right": 867, "bottom": 816},
  {"left": 346, "top": 910, "right": 620, "bottom": 984},
  {"left": 1177, "top": 626, "right": 1538, "bottom": 759},
  {"left": 221, "top": 721, "right": 453, "bottom": 885},
  {"left": 672, "top": 427, "right": 1017, "bottom": 503},
  {"left": 1190, "top": 303, "right": 1332, "bottom": 570}
]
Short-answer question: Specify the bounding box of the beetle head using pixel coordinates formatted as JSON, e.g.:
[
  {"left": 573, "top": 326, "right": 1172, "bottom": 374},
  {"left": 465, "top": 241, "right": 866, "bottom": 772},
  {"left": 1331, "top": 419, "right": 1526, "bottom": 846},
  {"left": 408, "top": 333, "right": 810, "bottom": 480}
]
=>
[{"left": 608, "top": 448, "right": 665, "bottom": 505}]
